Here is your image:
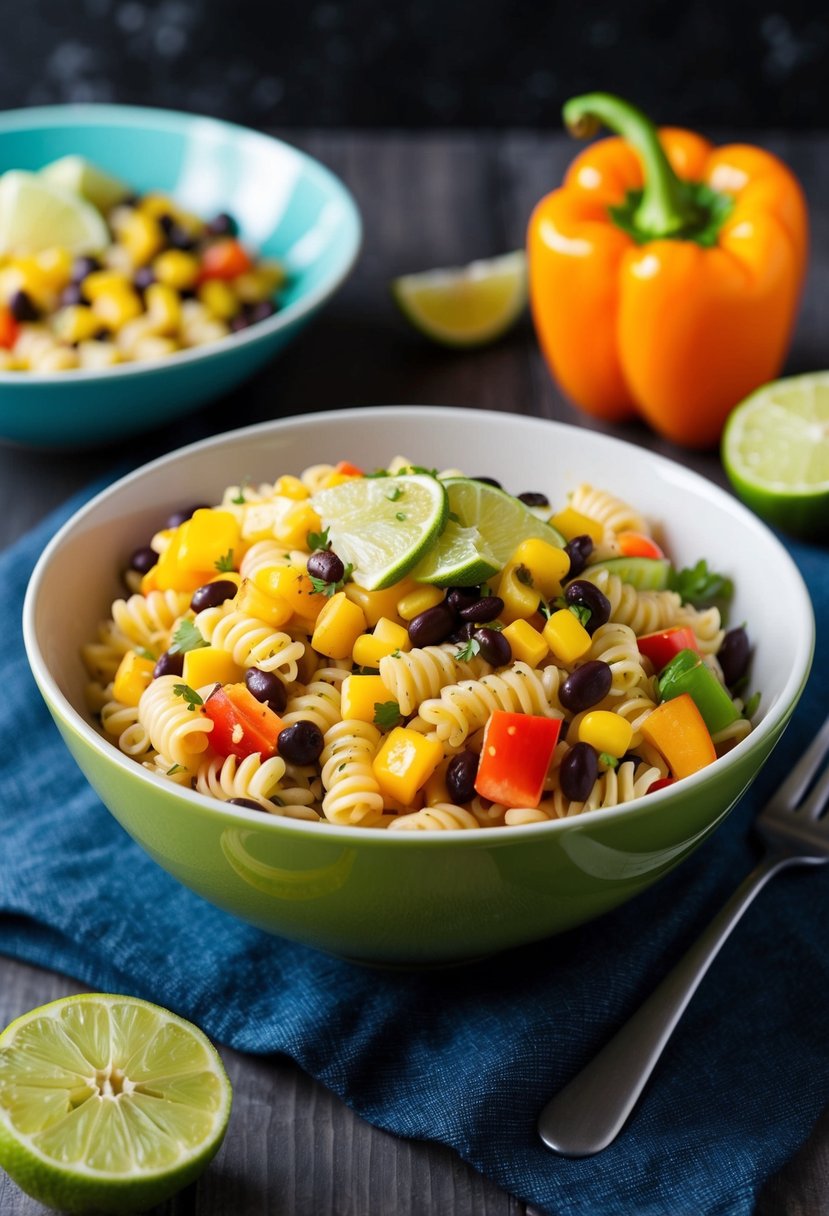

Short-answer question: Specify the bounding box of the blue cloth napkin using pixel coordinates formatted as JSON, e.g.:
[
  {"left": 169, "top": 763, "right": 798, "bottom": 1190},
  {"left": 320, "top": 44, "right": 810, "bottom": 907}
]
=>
[{"left": 1, "top": 484, "right": 827, "bottom": 1216}]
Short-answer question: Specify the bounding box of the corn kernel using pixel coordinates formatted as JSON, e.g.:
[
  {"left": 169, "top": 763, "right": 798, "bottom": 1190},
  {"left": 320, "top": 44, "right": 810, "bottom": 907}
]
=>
[
  {"left": 183, "top": 646, "right": 243, "bottom": 689},
  {"left": 543, "top": 608, "right": 592, "bottom": 664},
  {"left": 509, "top": 538, "right": 570, "bottom": 597},
  {"left": 318, "top": 471, "right": 355, "bottom": 490},
  {"left": 232, "top": 270, "right": 273, "bottom": 303},
  {"left": 272, "top": 475, "right": 309, "bottom": 501},
  {"left": 497, "top": 562, "right": 541, "bottom": 625},
  {"left": 372, "top": 727, "right": 444, "bottom": 805},
  {"left": 311, "top": 592, "right": 367, "bottom": 659},
  {"left": 92, "top": 288, "right": 143, "bottom": 331},
  {"left": 198, "top": 278, "right": 239, "bottom": 321},
  {"left": 577, "top": 710, "right": 633, "bottom": 758},
  {"left": 275, "top": 502, "right": 321, "bottom": 549},
  {"left": 550, "top": 506, "right": 605, "bottom": 545},
  {"left": 144, "top": 282, "right": 182, "bottom": 335},
  {"left": 77, "top": 339, "right": 120, "bottom": 369},
  {"left": 82, "top": 270, "right": 132, "bottom": 300},
  {"left": 254, "top": 565, "right": 327, "bottom": 619},
  {"left": 34, "top": 346, "right": 79, "bottom": 372},
  {"left": 119, "top": 210, "right": 164, "bottom": 266},
  {"left": 53, "top": 305, "right": 101, "bottom": 345},
  {"left": 373, "top": 617, "right": 410, "bottom": 650},
  {"left": 502, "top": 619, "right": 549, "bottom": 667},
  {"left": 153, "top": 249, "right": 200, "bottom": 292},
  {"left": 345, "top": 580, "right": 414, "bottom": 627},
  {"left": 340, "top": 674, "right": 394, "bottom": 722},
  {"left": 138, "top": 192, "right": 178, "bottom": 218},
  {"left": 236, "top": 578, "right": 293, "bottom": 628},
  {"left": 132, "top": 336, "right": 178, "bottom": 362},
  {"left": 396, "top": 585, "right": 444, "bottom": 620},
  {"left": 113, "top": 651, "right": 155, "bottom": 707}
]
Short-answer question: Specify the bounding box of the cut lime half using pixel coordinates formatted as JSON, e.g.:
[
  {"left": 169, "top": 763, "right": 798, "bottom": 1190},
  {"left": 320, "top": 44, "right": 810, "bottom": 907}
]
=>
[
  {"left": 722, "top": 372, "right": 829, "bottom": 539},
  {"left": 0, "top": 993, "right": 232, "bottom": 1214},
  {"left": 312, "top": 473, "right": 449, "bottom": 589},
  {"left": 392, "top": 250, "right": 527, "bottom": 348},
  {"left": 0, "top": 170, "right": 109, "bottom": 257},
  {"left": 41, "top": 156, "right": 131, "bottom": 214},
  {"left": 411, "top": 519, "right": 500, "bottom": 586},
  {"left": 440, "top": 478, "right": 566, "bottom": 568}
]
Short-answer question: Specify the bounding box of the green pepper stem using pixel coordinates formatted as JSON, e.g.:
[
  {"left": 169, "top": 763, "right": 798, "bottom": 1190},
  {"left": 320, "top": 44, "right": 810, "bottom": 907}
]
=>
[{"left": 562, "top": 92, "right": 700, "bottom": 239}]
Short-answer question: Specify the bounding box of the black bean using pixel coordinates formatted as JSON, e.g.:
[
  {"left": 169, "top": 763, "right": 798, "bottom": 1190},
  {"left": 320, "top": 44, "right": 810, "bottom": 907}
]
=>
[
  {"left": 71, "top": 255, "right": 100, "bottom": 283},
  {"left": 564, "top": 534, "right": 593, "bottom": 580},
  {"left": 133, "top": 266, "right": 155, "bottom": 293},
  {"left": 718, "top": 626, "right": 751, "bottom": 687},
  {"left": 247, "top": 299, "right": 276, "bottom": 324},
  {"left": 168, "top": 224, "right": 196, "bottom": 250},
  {"left": 190, "top": 579, "right": 237, "bottom": 611},
  {"left": 92, "top": 327, "right": 111, "bottom": 341},
  {"left": 245, "top": 668, "right": 288, "bottom": 714},
  {"left": 472, "top": 476, "right": 501, "bottom": 488},
  {"left": 278, "top": 720, "right": 325, "bottom": 765},
  {"left": 560, "top": 660, "right": 613, "bottom": 713},
  {"left": 408, "top": 603, "right": 456, "bottom": 647},
  {"left": 306, "top": 549, "right": 344, "bottom": 584},
  {"left": 560, "top": 742, "right": 599, "bottom": 802},
  {"left": 128, "top": 544, "right": 157, "bottom": 574},
  {"left": 158, "top": 213, "right": 175, "bottom": 235},
  {"left": 207, "top": 212, "right": 239, "bottom": 237},
  {"left": 564, "top": 580, "right": 611, "bottom": 634},
  {"left": 230, "top": 312, "right": 251, "bottom": 332},
  {"left": 459, "top": 595, "right": 504, "bottom": 623},
  {"left": 227, "top": 797, "right": 264, "bottom": 811},
  {"left": 9, "top": 289, "right": 39, "bottom": 321},
  {"left": 446, "top": 586, "right": 481, "bottom": 616},
  {"left": 446, "top": 751, "right": 479, "bottom": 803},
  {"left": 153, "top": 650, "right": 184, "bottom": 679},
  {"left": 517, "top": 491, "right": 550, "bottom": 508},
  {"left": 475, "top": 627, "right": 512, "bottom": 666},
  {"left": 449, "top": 622, "right": 476, "bottom": 644},
  {"left": 165, "top": 504, "right": 209, "bottom": 529},
  {"left": 59, "top": 283, "right": 85, "bottom": 308}
]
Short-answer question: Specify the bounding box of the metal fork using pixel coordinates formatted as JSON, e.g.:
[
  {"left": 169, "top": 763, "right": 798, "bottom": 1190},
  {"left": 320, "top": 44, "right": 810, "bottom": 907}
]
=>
[{"left": 538, "top": 713, "right": 829, "bottom": 1157}]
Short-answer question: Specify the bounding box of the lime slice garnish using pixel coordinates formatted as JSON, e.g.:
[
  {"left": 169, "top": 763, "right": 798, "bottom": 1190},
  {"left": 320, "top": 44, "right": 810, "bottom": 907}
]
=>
[
  {"left": 440, "top": 477, "right": 566, "bottom": 566},
  {"left": 0, "top": 993, "right": 232, "bottom": 1214},
  {"left": 40, "top": 155, "right": 131, "bottom": 214},
  {"left": 0, "top": 170, "right": 109, "bottom": 257},
  {"left": 722, "top": 372, "right": 829, "bottom": 539},
  {"left": 312, "top": 473, "right": 449, "bottom": 590},
  {"left": 392, "top": 250, "right": 527, "bottom": 348},
  {"left": 410, "top": 519, "right": 500, "bottom": 586}
]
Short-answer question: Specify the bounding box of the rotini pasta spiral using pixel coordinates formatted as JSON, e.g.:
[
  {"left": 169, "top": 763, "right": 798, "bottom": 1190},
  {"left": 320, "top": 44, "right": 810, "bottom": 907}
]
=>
[
  {"left": 547, "top": 758, "right": 663, "bottom": 817},
  {"left": 582, "top": 568, "right": 683, "bottom": 637},
  {"left": 586, "top": 622, "right": 652, "bottom": 693},
  {"left": 417, "top": 662, "right": 563, "bottom": 751},
  {"left": 387, "top": 804, "right": 480, "bottom": 830},
  {"left": 111, "top": 590, "right": 192, "bottom": 652},
  {"left": 281, "top": 668, "right": 344, "bottom": 733},
  {"left": 379, "top": 644, "right": 490, "bottom": 716},
  {"left": 239, "top": 540, "right": 308, "bottom": 581},
  {"left": 192, "top": 752, "right": 287, "bottom": 811},
  {"left": 81, "top": 621, "right": 135, "bottom": 683},
  {"left": 320, "top": 720, "right": 385, "bottom": 826},
  {"left": 568, "top": 484, "right": 651, "bottom": 537},
  {"left": 99, "top": 693, "right": 151, "bottom": 757},
  {"left": 194, "top": 603, "right": 306, "bottom": 679},
  {"left": 137, "top": 674, "right": 214, "bottom": 768}
]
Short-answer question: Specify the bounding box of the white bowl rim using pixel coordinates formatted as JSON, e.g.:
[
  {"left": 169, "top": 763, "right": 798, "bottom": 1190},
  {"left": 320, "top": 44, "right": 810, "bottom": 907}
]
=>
[
  {"left": 22, "top": 405, "right": 816, "bottom": 845},
  {"left": 0, "top": 102, "right": 362, "bottom": 385}
]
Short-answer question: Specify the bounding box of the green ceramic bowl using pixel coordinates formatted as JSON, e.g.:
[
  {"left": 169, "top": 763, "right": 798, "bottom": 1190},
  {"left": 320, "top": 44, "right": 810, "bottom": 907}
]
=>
[
  {"left": 23, "top": 408, "right": 815, "bottom": 965},
  {"left": 0, "top": 105, "right": 361, "bottom": 448}
]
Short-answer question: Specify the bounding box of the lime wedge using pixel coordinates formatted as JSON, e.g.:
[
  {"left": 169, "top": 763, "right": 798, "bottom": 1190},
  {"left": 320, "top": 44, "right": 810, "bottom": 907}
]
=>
[
  {"left": 0, "top": 170, "right": 109, "bottom": 257},
  {"left": 312, "top": 473, "right": 449, "bottom": 589},
  {"left": 41, "top": 155, "right": 131, "bottom": 214},
  {"left": 0, "top": 993, "right": 232, "bottom": 1214},
  {"left": 440, "top": 477, "right": 566, "bottom": 566},
  {"left": 411, "top": 519, "right": 500, "bottom": 586},
  {"left": 392, "top": 250, "right": 527, "bottom": 347},
  {"left": 722, "top": 372, "right": 829, "bottom": 539}
]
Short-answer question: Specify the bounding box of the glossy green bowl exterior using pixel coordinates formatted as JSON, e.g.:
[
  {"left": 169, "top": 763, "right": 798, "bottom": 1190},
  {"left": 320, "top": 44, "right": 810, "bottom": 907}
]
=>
[
  {"left": 0, "top": 105, "right": 361, "bottom": 447},
  {"left": 23, "top": 408, "right": 815, "bottom": 965}
]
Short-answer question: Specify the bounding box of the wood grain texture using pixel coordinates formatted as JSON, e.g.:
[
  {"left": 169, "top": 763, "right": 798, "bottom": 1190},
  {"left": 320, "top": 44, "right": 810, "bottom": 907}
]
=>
[{"left": 1, "top": 130, "right": 826, "bottom": 1216}]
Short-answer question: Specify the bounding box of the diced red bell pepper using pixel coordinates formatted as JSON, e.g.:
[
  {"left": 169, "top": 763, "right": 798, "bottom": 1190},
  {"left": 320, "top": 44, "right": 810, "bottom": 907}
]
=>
[
  {"left": 334, "top": 460, "right": 364, "bottom": 477},
  {"left": 637, "top": 626, "right": 699, "bottom": 670},
  {"left": 647, "top": 776, "right": 676, "bottom": 794},
  {"left": 474, "top": 711, "right": 561, "bottom": 808},
  {"left": 203, "top": 682, "right": 284, "bottom": 759},
  {"left": 616, "top": 531, "right": 665, "bottom": 559},
  {"left": 0, "top": 309, "right": 20, "bottom": 350},
  {"left": 199, "top": 238, "right": 254, "bottom": 282}
]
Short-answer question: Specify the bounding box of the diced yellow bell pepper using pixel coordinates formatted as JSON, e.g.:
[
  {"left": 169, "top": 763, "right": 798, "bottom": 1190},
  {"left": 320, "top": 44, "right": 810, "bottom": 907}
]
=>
[
  {"left": 497, "top": 562, "right": 541, "bottom": 624},
  {"left": 550, "top": 506, "right": 604, "bottom": 544},
  {"left": 352, "top": 616, "right": 410, "bottom": 668},
  {"left": 255, "top": 565, "right": 327, "bottom": 620},
  {"left": 112, "top": 651, "right": 155, "bottom": 707},
  {"left": 183, "top": 646, "right": 244, "bottom": 689},
  {"left": 372, "top": 727, "right": 444, "bottom": 805},
  {"left": 341, "top": 674, "right": 395, "bottom": 722},
  {"left": 577, "top": 710, "right": 633, "bottom": 758},
  {"left": 144, "top": 282, "right": 182, "bottom": 335},
  {"left": 396, "top": 585, "right": 444, "bottom": 620},
  {"left": 154, "top": 509, "right": 241, "bottom": 592},
  {"left": 272, "top": 475, "right": 309, "bottom": 501},
  {"left": 82, "top": 270, "right": 132, "bottom": 300},
  {"left": 345, "top": 578, "right": 414, "bottom": 627},
  {"left": 311, "top": 592, "right": 366, "bottom": 659},
  {"left": 509, "top": 538, "right": 570, "bottom": 597},
  {"left": 276, "top": 501, "right": 321, "bottom": 549},
  {"left": 198, "top": 278, "right": 239, "bottom": 321},
  {"left": 543, "top": 608, "right": 592, "bottom": 664},
  {"left": 236, "top": 579, "right": 293, "bottom": 628},
  {"left": 92, "top": 288, "right": 143, "bottom": 330},
  {"left": 502, "top": 618, "right": 549, "bottom": 667},
  {"left": 53, "top": 305, "right": 101, "bottom": 344},
  {"left": 153, "top": 249, "right": 200, "bottom": 292}
]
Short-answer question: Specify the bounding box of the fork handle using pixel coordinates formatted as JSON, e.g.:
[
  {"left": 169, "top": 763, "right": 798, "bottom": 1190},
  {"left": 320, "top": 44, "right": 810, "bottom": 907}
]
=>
[{"left": 538, "top": 852, "right": 804, "bottom": 1157}]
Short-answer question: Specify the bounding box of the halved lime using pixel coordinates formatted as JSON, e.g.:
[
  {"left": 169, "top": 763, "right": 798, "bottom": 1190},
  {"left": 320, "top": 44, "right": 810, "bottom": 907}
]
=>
[
  {"left": 41, "top": 156, "right": 131, "bottom": 214},
  {"left": 312, "top": 473, "right": 449, "bottom": 589},
  {"left": 0, "top": 993, "right": 232, "bottom": 1214},
  {"left": 440, "top": 478, "right": 566, "bottom": 567},
  {"left": 411, "top": 519, "right": 500, "bottom": 586},
  {"left": 722, "top": 373, "right": 829, "bottom": 539},
  {"left": 0, "top": 170, "right": 109, "bottom": 257},
  {"left": 392, "top": 250, "right": 527, "bottom": 348}
]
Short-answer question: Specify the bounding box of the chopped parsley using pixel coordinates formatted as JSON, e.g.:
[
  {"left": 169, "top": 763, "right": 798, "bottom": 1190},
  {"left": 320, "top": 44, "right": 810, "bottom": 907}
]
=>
[
  {"left": 214, "top": 549, "right": 235, "bottom": 573},
  {"left": 169, "top": 619, "right": 209, "bottom": 654},
  {"left": 172, "top": 684, "right": 204, "bottom": 712},
  {"left": 395, "top": 512, "right": 407, "bottom": 522},
  {"left": 386, "top": 486, "right": 404, "bottom": 502},
  {"left": 373, "top": 700, "right": 403, "bottom": 730},
  {"left": 455, "top": 637, "right": 481, "bottom": 662},
  {"left": 669, "top": 559, "right": 733, "bottom": 609},
  {"left": 568, "top": 604, "right": 592, "bottom": 628},
  {"left": 599, "top": 753, "right": 619, "bottom": 768},
  {"left": 230, "top": 477, "right": 251, "bottom": 504},
  {"left": 306, "top": 526, "right": 331, "bottom": 553},
  {"left": 166, "top": 763, "right": 187, "bottom": 776},
  {"left": 137, "top": 647, "right": 156, "bottom": 662},
  {"left": 308, "top": 561, "right": 353, "bottom": 597}
]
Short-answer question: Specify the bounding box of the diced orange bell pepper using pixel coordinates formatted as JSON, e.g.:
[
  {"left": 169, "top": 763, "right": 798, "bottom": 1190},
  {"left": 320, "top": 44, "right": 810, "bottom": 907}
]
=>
[
  {"left": 616, "top": 531, "right": 664, "bottom": 560},
  {"left": 0, "top": 309, "right": 19, "bottom": 350},
  {"left": 199, "top": 238, "right": 254, "bottom": 281},
  {"left": 640, "top": 693, "right": 717, "bottom": 778}
]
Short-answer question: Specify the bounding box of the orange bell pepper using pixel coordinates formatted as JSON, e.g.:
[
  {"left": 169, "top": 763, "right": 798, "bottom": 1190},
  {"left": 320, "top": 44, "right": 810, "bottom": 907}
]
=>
[{"left": 527, "top": 92, "right": 808, "bottom": 449}]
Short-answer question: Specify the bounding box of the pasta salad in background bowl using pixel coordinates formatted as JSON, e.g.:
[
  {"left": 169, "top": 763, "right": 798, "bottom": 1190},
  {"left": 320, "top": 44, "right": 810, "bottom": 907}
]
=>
[{"left": 23, "top": 407, "right": 814, "bottom": 965}]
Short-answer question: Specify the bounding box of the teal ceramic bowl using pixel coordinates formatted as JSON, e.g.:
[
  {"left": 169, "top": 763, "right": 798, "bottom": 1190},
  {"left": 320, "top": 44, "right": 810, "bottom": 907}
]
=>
[
  {"left": 0, "top": 105, "right": 361, "bottom": 448},
  {"left": 23, "top": 408, "right": 815, "bottom": 965}
]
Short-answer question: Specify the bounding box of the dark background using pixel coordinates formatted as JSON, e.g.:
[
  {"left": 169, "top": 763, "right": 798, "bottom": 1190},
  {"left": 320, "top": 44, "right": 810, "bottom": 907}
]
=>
[{"left": 9, "top": 0, "right": 829, "bottom": 130}]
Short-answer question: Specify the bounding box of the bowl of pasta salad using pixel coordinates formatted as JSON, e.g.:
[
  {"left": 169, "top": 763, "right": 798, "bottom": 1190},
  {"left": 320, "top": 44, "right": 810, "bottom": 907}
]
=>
[
  {"left": 23, "top": 406, "right": 814, "bottom": 964},
  {"left": 0, "top": 105, "right": 361, "bottom": 447}
]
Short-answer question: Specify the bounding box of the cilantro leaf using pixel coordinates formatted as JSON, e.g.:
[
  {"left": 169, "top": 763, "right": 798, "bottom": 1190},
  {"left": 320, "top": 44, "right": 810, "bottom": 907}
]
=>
[
  {"left": 455, "top": 637, "right": 481, "bottom": 662},
  {"left": 172, "top": 683, "right": 204, "bottom": 711},
  {"left": 169, "top": 619, "right": 209, "bottom": 654},
  {"left": 308, "top": 562, "right": 354, "bottom": 598},
  {"left": 569, "top": 603, "right": 592, "bottom": 628},
  {"left": 599, "top": 752, "right": 619, "bottom": 768},
  {"left": 137, "top": 647, "right": 156, "bottom": 662},
  {"left": 214, "top": 549, "right": 235, "bottom": 573},
  {"left": 306, "top": 526, "right": 330, "bottom": 553},
  {"left": 386, "top": 485, "right": 404, "bottom": 502},
  {"left": 373, "top": 700, "right": 403, "bottom": 730},
  {"left": 166, "top": 763, "right": 187, "bottom": 776},
  {"left": 669, "top": 559, "right": 734, "bottom": 608},
  {"left": 230, "top": 477, "right": 251, "bottom": 505}
]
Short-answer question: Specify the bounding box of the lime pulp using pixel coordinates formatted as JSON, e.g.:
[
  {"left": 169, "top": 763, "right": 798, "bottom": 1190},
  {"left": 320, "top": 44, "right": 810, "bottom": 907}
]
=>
[
  {"left": 0, "top": 170, "right": 109, "bottom": 257},
  {"left": 392, "top": 250, "right": 527, "bottom": 348}
]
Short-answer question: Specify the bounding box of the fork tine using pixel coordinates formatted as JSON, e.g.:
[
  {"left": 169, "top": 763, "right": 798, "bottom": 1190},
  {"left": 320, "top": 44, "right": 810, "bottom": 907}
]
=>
[
  {"left": 765, "top": 715, "right": 829, "bottom": 815},
  {"left": 800, "top": 756, "right": 829, "bottom": 821}
]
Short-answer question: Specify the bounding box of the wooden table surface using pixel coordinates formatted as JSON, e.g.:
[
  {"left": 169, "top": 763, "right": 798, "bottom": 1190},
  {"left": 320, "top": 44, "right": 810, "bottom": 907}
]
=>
[{"left": 1, "top": 130, "right": 827, "bottom": 1216}]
